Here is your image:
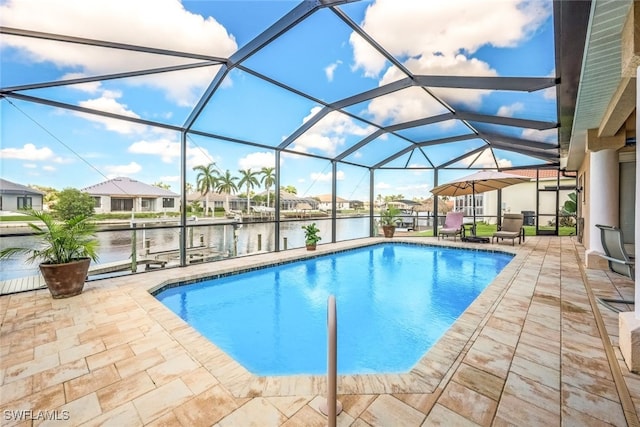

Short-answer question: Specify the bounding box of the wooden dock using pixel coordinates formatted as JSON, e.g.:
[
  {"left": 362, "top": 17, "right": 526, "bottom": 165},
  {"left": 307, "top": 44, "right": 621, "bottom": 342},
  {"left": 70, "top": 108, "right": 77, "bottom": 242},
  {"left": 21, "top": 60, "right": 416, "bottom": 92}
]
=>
[
  {"left": 146, "top": 245, "right": 225, "bottom": 264},
  {"left": 0, "top": 258, "right": 168, "bottom": 296},
  {"left": 0, "top": 274, "right": 46, "bottom": 295}
]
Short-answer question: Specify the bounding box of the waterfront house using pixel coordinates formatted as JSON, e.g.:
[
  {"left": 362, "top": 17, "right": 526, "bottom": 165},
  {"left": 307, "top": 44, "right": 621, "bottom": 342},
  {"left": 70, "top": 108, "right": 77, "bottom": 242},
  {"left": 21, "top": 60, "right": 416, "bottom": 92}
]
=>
[
  {"left": 82, "top": 177, "right": 180, "bottom": 214},
  {"left": 315, "top": 194, "right": 350, "bottom": 211},
  {"left": 0, "top": 178, "right": 44, "bottom": 212}
]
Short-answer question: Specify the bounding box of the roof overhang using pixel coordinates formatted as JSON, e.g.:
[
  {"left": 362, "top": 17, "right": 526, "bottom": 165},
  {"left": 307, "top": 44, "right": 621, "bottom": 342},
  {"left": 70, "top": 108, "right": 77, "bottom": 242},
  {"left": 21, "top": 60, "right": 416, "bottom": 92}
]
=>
[{"left": 563, "top": 0, "right": 633, "bottom": 170}]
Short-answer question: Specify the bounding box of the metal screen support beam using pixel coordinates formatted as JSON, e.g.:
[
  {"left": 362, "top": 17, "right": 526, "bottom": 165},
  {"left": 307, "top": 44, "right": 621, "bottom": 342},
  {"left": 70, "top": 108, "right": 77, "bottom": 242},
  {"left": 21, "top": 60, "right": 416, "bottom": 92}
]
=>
[
  {"left": 433, "top": 169, "right": 439, "bottom": 236},
  {"left": 331, "top": 161, "right": 337, "bottom": 243},
  {"left": 179, "top": 130, "right": 187, "bottom": 266},
  {"left": 370, "top": 169, "right": 375, "bottom": 237},
  {"left": 275, "top": 151, "right": 282, "bottom": 251}
]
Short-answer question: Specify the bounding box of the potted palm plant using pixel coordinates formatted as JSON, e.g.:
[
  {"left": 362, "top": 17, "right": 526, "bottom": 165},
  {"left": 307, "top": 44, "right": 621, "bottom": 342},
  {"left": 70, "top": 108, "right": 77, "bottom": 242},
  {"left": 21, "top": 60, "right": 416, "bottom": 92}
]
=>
[
  {"left": 0, "top": 210, "right": 99, "bottom": 298},
  {"left": 379, "top": 206, "right": 402, "bottom": 238},
  {"left": 301, "top": 222, "right": 322, "bottom": 250}
]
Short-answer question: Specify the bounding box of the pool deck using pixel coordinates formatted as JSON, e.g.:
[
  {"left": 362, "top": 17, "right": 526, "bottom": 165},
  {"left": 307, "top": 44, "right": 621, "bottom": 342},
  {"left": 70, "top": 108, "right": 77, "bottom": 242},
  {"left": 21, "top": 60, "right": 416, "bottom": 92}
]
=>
[{"left": 1, "top": 236, "right": 639, "bottom": 426}]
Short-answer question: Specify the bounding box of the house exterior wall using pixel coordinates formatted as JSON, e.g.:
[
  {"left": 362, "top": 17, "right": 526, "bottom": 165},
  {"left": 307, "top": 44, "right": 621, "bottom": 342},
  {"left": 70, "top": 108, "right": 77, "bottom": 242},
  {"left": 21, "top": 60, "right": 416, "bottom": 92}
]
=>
[
  {"left": 455, "top": 177, "right": 576, "bottom": 225},
  {"left": 577, "top": 147, "right": 636, "bottom": 268},
  {"left": 0, "top": 194, "right": 43, "bottom": 212},
  {"left": 93, "top": 196, "right": 109, "bottom": 214},
  {"left": 578, "top": 154, "right": 591, "bottom": 251},
  {"left": 619, "top": 151, "right": 636, "bottom": 243},
  {"left": 92, "top": 195, "right": 179, "bottom": 214},
  {"left": 318, "top": 201, "right": 350, "bottom": 211}
]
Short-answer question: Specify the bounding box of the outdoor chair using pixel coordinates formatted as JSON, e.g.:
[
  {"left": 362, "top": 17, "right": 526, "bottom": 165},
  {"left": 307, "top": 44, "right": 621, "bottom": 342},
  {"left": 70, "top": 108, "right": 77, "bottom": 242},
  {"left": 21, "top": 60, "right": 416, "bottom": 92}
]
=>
[
  {"left": 595, "top": 224, "right": 634, "bottom": 312},
  {"left": 595, "top": 224, "right": 634, "bottom": 280},
  {"left": 438, "top": 211, "right": 464, "bottom": 241},
  {"left": 492, "top": 213, "right": 525, "bottom": 245}
]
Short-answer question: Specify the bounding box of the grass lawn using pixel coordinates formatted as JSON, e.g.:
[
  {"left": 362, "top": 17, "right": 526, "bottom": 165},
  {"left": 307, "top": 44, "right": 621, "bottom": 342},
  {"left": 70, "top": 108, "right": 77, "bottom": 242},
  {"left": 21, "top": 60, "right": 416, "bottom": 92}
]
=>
[
  {"left": 0, "top": 215, "right": 39, "bottom": 222},
  {"left": 413, "top": 222, "right": 576, "bottom": 237}
]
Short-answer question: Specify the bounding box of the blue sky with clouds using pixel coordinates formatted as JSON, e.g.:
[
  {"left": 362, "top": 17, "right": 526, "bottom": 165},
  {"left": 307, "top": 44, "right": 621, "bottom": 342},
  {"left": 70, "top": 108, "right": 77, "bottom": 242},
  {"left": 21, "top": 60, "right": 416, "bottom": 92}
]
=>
[{"left": 1, "top": 0, "right": 557, "bottom": 201}]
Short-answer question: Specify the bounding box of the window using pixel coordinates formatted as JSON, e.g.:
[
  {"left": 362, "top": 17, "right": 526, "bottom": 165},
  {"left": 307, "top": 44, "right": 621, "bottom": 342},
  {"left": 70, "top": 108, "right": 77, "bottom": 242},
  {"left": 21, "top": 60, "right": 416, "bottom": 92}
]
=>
[
  {"left": 163, "top": 198, "right": 175, "bottom": 208},
  {"left": 17, "top": 196, "right": 32, "bottom": 210},
  {"left": 455, "top": 194, "right": 483, "bottom": 216},
  {"left": 111, "top": 198, "right": 133, "bottom": 211},
  {"left": 93, "top": 196, "right": 101, "bottom": 207}
]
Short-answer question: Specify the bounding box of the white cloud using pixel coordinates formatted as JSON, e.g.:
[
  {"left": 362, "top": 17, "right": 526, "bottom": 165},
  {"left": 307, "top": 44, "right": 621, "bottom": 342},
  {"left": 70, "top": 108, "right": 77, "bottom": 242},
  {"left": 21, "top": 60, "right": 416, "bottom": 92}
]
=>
[
  {"left": 543, "top": 86, "right": 556, "bottom": 101},
  {"left": 24, "top": 163, "right": 37, "bottom": 169},
  {"left": 521, "top": 128, "right": 557, "bottom": 143},
  {"left": 62, "top": 72, "right": 103, "bottom": 93},
  {"left": 396, "top": 182, "right": 431, "bottom": 193},
  {"left": 292, "top": 108, "right": 374, "bottom": 156},
  {"left": 543, "top": 68, "right": 557, "bottom": 100},
  {"left": 376, "top": 182, "right": 392, "bottom": 189},
  {"left": 368, "top": 56, "right": 497, "bottom": 125},
  {"left": 104, "top": 161, "right": 142, "bottom": 178},
  {"left": 160, "top": 175, "right": 179, "bottom": 182},
  {"left": 325, "top": 61, "right": 342, "bottom": 82},
  {"left": 462, "top": 149, "right": 512, "bottom": 169},
  {"left": 310, "top": 170, "right": 345, "bottom": 182},
  {"left": 408, "top": 163, "right": 428, "bottom": 168},
  {"left": 497, "top": 102, "right": 525, "bottom": 117},
  {"left": 126, "top": 137, "right": 220, "bottom": 170},
  {"left": 128, "top": 139, "right": 179, "bottom": 163},
  {"left": 1, "top": 0, "right": 237, "bottom": 106},
  {"left": 77, "top": 92, "right": 145, "bottom": 134},
  {"left": 186, "top": 146, "right": 218, "bottom": 170},
  {"left": 351, "top": 0, "right": 551, "bottom": 124},
  {"left": 0, "top": 143, "right": 54, "bottom": 160},
  {"left": 43, "top": 165, "right": 57, "bottom": 172},
  {"left": 238, "top": 152, "right": 275, "bottom": 170},
  {"left": 407, "top": 163, "right": 428, "bottom": 175},
  {"left": 351, "top": 0, "right": 550, "bottom": 77}
]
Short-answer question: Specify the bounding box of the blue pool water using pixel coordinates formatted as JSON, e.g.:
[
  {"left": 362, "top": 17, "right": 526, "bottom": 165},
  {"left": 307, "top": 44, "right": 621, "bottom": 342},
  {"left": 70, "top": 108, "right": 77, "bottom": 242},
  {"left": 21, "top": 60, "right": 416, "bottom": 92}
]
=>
[{"left": 155, "top": 243, "right": 513, "bottom": 376}]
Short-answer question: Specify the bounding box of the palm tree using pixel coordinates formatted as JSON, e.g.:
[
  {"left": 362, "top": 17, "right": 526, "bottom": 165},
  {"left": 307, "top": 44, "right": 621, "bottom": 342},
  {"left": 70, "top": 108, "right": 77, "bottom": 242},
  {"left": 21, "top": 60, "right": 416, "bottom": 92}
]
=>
[
  {"left": 193, "top": 163, "right": 218, "bottom": 216},
  {"left": 281, "top": 185, "right": 297, "bottom": 195},
  {"left": 238, "top": 168, "right": 260, "bottom": 212},
  {"left": 216, "top": 169, "right": 239, "bottom": 212},
  {"left": 260, "top": 167, "right": 275, "bottom": 207}
]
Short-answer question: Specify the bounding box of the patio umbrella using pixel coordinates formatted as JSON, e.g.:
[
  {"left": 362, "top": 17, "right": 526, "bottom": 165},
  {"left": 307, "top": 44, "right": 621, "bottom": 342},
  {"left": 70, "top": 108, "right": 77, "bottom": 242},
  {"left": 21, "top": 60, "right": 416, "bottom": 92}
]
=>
[{"left": 430, "top": 170, "right": 531, "bottom": 236}]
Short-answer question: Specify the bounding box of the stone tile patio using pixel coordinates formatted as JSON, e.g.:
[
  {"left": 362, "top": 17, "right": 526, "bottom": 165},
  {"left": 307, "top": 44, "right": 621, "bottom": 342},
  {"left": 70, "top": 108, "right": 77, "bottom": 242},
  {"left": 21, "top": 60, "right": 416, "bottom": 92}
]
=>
[{"left": 1, "top": 236, "right": 639, "bottom": 426}]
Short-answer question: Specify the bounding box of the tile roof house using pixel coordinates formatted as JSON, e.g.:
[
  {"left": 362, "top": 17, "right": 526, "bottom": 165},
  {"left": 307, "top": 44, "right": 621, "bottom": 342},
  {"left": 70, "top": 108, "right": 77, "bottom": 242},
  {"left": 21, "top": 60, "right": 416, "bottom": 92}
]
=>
[
  {"left": 452, "top": 169, "right": 577, "bottom": 226},
  {"left": 186, "top": 192, "right": 246, "bottom": 214},
  {"left": 315, "top": 194, "right": 350, "bottom": 211},
  {"left": 82, "top": 177, "right": 180, "bottom": 214},
  {"left": 0, "top": 178, "right": 44, "bottom": 212}
]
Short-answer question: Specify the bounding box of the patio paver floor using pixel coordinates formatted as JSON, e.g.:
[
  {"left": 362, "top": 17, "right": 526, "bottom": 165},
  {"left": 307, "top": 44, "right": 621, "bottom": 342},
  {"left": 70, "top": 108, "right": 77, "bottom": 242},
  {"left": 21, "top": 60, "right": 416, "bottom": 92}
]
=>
[{"left": 1, "top": 236, "right": 639, "bottom": 426}]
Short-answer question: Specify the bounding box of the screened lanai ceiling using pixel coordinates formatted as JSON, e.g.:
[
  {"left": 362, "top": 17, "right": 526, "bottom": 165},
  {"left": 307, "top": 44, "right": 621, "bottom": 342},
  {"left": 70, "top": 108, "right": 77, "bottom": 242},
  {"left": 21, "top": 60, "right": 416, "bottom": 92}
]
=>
[{"left": 0, "top": 0, "right": 587, "bottom": 196}]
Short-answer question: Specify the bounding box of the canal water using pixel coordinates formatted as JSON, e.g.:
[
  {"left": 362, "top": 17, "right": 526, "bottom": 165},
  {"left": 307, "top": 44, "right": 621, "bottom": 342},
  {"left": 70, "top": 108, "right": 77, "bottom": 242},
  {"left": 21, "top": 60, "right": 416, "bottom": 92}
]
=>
[{"left": 0, "top": 217, "right": 376, "bottom": 281}]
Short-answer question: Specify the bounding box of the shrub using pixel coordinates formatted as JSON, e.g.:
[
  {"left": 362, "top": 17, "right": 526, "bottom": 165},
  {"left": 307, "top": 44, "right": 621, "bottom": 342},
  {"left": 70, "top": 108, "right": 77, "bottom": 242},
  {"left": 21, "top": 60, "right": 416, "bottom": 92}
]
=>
[{"left": 53, "top": 188, "right": 95, "bottom": 221}]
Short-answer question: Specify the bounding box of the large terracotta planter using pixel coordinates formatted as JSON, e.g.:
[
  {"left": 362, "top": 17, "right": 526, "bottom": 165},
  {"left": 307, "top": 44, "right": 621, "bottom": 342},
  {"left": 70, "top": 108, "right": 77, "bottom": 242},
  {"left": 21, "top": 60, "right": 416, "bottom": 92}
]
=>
[
  {"left": 306, "top": 244, "right": 317, "bottom": 251},
  {"left": 382, "top": 225, "right": 396, "bottom": 238},
  {"left": 39, "top": 258, "right": 90, "bottom": 299}
]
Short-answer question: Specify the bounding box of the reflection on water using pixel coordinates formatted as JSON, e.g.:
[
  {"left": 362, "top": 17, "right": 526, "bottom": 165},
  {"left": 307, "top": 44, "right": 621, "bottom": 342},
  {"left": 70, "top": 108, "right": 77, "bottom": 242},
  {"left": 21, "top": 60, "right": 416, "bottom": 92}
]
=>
[{"left": 0, "top": 217, "right": 371, "bottom": 280}]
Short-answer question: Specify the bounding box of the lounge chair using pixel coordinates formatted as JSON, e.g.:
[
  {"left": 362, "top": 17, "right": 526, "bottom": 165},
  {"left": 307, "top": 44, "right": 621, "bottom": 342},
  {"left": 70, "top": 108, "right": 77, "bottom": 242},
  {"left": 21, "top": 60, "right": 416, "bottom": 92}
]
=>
[
  {"left": 438, "top": 211, "right": 464, "bottom": 241},
  {"left": 492, "top": 213, "right": 524, "bottom": 245},
  {"left": 595, "top": 224, "right": 634, "bottom": 312},
  {"left": 595, "top": 224, "right": 634, "bottom": 280}
]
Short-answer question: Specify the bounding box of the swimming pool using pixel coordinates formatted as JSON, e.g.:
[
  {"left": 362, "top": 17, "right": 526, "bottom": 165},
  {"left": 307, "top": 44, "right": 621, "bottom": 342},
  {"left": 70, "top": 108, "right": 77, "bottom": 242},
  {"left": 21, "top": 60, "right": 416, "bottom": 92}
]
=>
[{"left": 155, "top": 243, "right": 513, "bottom": 376}]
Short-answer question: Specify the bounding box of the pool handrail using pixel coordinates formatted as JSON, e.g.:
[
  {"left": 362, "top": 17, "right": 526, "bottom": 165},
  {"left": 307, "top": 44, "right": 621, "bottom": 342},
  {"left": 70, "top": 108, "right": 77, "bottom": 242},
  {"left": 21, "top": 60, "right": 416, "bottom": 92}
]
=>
[{"left": 319, "top": 295, "right": 342, "bottom": 423}]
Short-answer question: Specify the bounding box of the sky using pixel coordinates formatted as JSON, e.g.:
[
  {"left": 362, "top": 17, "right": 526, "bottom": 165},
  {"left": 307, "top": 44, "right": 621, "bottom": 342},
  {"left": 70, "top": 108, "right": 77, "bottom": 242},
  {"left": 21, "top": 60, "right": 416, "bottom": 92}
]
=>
[{"left": 0, "top": 0, "right": 558, "bottom": 201}]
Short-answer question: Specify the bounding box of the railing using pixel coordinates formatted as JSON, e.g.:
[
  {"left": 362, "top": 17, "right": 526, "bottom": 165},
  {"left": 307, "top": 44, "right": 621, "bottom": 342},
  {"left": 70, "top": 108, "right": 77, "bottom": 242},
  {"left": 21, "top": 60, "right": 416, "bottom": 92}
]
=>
[{"left": 319, "top": 295, "right": 342, "bottom": 425}]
